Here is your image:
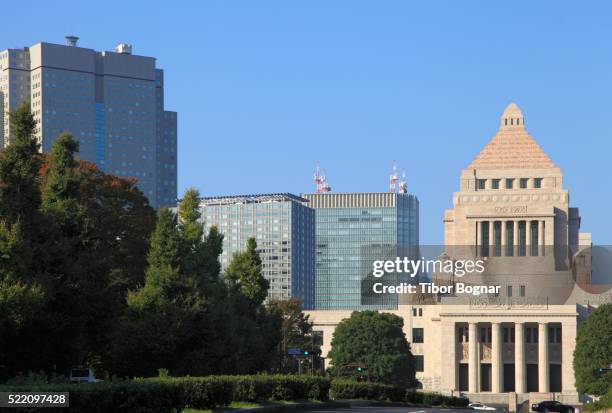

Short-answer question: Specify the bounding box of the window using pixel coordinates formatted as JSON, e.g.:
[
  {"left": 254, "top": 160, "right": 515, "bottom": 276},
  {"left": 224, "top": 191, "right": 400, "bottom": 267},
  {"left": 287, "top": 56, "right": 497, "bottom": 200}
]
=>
[
  {"left": 414, "top": 355, "right": 424, "bottom": 372},
  {"left": 549, "top": 327, "right": 562, "bottom": 343},
  {"left": 534, "top": 178, "right": 543, "bottom": 188},
  {"left": 477, "top": 179, "right": 486, "bottom": 190},
  {"left": 507, "top": 285, "right": 513, "bottom": 297},
  {"left": 492, "top": 179, "right": 500, "bottom": 189},
  {"left": 503, "top": 327, "right": 515, "bottom": 343},
  {"left": 506, "top": 178, "right": 514, "bottom": 189},
  {"left": 520, "top": 285, "right": 526, "bottom": 297},
  {"left": 418, "top": 308, "right": 423, "bottom": 316},
  {"left": 412, "top": 328, "right": 424, "bottom": 343},
  {"left": 526, "top": 327, "right": 539, "bottom": 343},
  {"left": 480, "top": 327, "right": 491, "bottom": 343},
  {"left": 520, "top": 178, "right": 529, "bottom": 188}
]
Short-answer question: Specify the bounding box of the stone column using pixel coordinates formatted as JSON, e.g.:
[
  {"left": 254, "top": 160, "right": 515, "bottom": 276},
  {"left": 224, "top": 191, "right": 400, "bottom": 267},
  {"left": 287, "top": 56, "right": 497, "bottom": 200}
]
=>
[
  {"left": 539, "top": 220, "right": 545, "bottom": 256},
  {"left": 469, "top": 322, "right": 479, "bottom": 393},
  {"left": 513, "top": 220, "right": 519, "bottom": 256},
  {"left": 475, "top": 221, "right": 480, "bottom": 256},
  {"left": 526, "top": 220, "right": 532, "bottom": 256},
  {"left": 539, "top": 322, "right": 549, "bottom": 392},
  {"left": 490, "top": 220, "right": 496, "bottom": 256},
  {"left": 562, "top": 321, "right": 578, "bottom": 393},
  {"left": 515, "top": 322, "right": 525, "bottom": 393},
  {"left": 441, "top": 320, "right": 458, "bottom": 390},
  {"left": 501, "top": 221, "right": 507, "bottom": 256},
  {"left": 492, "top": 322, "right": 503, "bottom": 393}
]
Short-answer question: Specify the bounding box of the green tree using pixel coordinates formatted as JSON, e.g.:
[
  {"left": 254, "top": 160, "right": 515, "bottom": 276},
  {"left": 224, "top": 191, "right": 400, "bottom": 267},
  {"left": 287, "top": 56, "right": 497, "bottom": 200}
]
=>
[
  {"left": 225, "top": 238, "right": 269, "bottom": 307},
  {"left": 0, "top": 102, "right": 41, "bottom": 227},
  {"left": 75, "top": 161, "right": 156, "bottom": 294},
  {"left": 267, "top": 298, "right": 319, "bottom": 373},
  {"left": 0, "top": 103, "right": 45, "bottom": 380},
  {"left": 574, "top": 303, "right": 612, "bottom": 395},
  {"left": 38, "top": 134, "right": 114, "bottom": 374},
  {"left": 328, "top": 311, "right": 415, "bottom": 386}
]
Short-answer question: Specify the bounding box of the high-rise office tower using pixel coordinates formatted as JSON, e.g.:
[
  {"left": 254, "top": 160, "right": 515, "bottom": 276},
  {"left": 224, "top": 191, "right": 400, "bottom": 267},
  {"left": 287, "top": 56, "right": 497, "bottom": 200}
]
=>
[
  {"left": 199, "top": 193, "right": 316, "bottom": 309},
  {"left": 302, "top": 192, "right": 419, "bottom": 310},
  {"left": 0, "top": 36, "right": 177, "bottom": 208}
]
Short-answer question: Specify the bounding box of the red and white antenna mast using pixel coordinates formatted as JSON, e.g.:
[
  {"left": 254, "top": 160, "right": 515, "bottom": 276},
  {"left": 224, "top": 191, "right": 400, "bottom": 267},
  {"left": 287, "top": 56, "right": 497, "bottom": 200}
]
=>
[
  {"left": 314, "top": 162, "right": 332, "bottom": 193},
  {"left": 389, "top": 160, "right": 398, "bottom": 193},
  {"left": 399, "top": 169, "right": 407, "bottom": 193}
]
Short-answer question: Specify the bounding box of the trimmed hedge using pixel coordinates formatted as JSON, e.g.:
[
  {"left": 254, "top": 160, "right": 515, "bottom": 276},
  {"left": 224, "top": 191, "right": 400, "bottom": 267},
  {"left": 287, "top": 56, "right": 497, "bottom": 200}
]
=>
[
  {"left": 330, "top": 379, "right": 404, "bottom": 402},
  {"left": 0, "top": 375, "right": 330, "bottom": 413},
  {"left": 0, "top": 381, "right": 182, "bottom": 413},
  {"left": 0, "top": 376, "right": 471, "bottom": 412},
  {"left": 330, "top": 380, "right": 469, "bottom": 407}
]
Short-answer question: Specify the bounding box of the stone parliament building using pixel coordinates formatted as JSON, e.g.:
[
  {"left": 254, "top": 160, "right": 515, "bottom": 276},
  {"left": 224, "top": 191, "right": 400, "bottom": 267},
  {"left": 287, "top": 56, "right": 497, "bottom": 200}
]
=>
[{"left": 305, "top": 103, "right": 610, "bottom": 404}]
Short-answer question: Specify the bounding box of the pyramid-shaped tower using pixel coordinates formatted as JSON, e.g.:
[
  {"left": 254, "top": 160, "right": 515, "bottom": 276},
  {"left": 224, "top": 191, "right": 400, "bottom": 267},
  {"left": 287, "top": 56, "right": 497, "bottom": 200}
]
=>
[
  {"left": 444, "top": 103, "right": 586, "bottom": 254},
  {"left": 468, "top": 103, "right": 557, "bottom": 170}
]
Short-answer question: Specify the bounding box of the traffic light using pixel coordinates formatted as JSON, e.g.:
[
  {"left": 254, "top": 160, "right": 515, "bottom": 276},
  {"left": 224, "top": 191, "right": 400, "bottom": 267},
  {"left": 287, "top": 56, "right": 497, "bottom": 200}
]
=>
[
  {"left": 303, "top": 351, "right": 309, "bottom": 356},
  {"left": 356, "top": 367, "right": 363, "bottom": 372}
]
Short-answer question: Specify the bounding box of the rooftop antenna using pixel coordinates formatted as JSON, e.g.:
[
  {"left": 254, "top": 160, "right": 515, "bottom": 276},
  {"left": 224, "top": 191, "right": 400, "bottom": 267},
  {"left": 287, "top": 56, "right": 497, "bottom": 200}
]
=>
[
  {"left": 399, "top": 169, "right": 407, "bottom": 193},
  {"left": 389, "top": 160, "right": 398, "bottom": 193},
  {"left": 65, "top": 35, "right": 79, "bottom": 47},
  {"left": 314, "top": 162, "right": 332, "bottom": 193}
]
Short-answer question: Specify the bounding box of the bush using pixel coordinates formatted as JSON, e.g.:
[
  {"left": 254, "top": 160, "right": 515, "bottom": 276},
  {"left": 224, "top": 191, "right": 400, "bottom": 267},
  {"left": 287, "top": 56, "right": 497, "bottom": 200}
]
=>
[
  {"left": 226, "top": 375, "right": 329, "bottom": 403},
  {"left": 330, "top": 379, "right": 404, "bottom": 401},
  {"left": 0, "top": 381, "right": 182, "bottom": 413},
  {"left": 420, "top": 392, "right": 468, "bottom": 407},
  {"left": 584, "top": 387, "right": 612, "bottom": 412},
  {"left": 0, "top": 375, "right": 331, "bottom": 412},
  {"left": 405, "top": 389, "right": 423, "bottom": 404}
]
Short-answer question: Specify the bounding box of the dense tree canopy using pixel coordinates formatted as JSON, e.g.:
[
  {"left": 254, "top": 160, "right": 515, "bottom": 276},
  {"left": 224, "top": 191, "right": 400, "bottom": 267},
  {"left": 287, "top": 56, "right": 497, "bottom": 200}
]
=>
[
  {"left": 574, "top": 303, "right": 612, "bottom": 395},
  {"left": 0, "top": 103, "right": 306, "bottom": 382},
  {"left": 267, "top": 298, "right": 321, "bottom": 373},
  {"left": 328, "top": 311, "right": 415, "bottom": 386}
]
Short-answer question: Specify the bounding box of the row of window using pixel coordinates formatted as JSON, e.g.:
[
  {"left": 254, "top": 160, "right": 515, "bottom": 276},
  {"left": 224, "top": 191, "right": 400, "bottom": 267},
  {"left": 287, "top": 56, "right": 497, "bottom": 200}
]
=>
[{"left": 477, "top": 177, "right": 543, "bottom": 190}]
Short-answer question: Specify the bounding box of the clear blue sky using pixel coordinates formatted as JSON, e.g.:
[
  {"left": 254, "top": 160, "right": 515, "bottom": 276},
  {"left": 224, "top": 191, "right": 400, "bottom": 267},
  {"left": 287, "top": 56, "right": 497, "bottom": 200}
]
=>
[{"left": 2, "top": 1, "right": 611, "bottom": 244}]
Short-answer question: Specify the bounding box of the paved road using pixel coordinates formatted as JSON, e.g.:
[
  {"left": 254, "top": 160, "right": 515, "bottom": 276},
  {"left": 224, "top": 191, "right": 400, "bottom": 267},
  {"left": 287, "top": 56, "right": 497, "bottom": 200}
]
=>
[{"left": 304, "top": 406, "right": 473, "bottom": 413}]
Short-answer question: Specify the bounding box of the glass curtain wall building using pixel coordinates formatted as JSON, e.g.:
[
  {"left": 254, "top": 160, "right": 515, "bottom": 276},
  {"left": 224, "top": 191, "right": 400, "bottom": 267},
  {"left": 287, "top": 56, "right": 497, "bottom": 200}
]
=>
[
  {"left": 0, "top": 37, "right": 177, "bottom": 208},
  {"left": 199, "top": 193, "right": 315, "bottom": 309},
  {"left": 302, "top": 192, "right": 419, "bottom": 310}
]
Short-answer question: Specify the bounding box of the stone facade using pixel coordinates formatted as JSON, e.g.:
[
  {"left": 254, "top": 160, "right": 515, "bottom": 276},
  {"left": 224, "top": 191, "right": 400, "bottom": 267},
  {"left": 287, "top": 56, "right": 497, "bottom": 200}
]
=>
[{"left": 305, "top": 103, "right": 609, "bottom": 404}]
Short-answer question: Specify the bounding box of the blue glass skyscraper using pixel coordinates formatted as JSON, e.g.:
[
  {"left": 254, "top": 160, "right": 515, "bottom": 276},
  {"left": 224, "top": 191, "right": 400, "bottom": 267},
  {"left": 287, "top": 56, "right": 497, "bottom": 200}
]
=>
[
  {"left": 199, "top": 193, "right": 315, "bottom": 309},
  {"left": 303, "top": 192, "right": 419, "bottom": 310}
]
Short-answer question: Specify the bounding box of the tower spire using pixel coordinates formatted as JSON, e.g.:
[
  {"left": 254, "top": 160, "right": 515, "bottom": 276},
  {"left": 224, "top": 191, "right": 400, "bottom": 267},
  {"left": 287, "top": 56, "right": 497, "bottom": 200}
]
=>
[{"left": 500, "top": 102, "right": 525, "bottom": 130}]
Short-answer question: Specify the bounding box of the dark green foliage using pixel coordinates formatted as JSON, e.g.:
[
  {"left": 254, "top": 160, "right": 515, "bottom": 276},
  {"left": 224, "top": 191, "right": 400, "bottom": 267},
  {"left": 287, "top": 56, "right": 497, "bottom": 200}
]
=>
[
  {"left": 0, "top": 375, "right": 330, "bottom": 412},
  {"left": 267, "top": 298, "right": 322, "bottom": 373},
  {"left": 329, "top": 379, "right": 405, "bottom": 401},
  {"left": 329, "top": 380, "right": 468, "bottom": 406},
  {"left": 225, "top": 237, "right": 269, "bottom": 307},
  {"left": 583, "top": 387, "right": 612, "bottom": 411},
  {"left": 328, "top": 311, "right": 416, "bottom": 386},
  {"left": 573, "top": 303, "right": 612, "bottom": 395},
  {"left": 0, "top": 102, "right": 41, "bottom": 227},
  {"left": 0, "top": 105, "right": 156, "bottom": 381},
  {"left": 111, "top": 206, "right": 206, "bottom": 377},
  {"left": 0, "top": 103, "right": 292, "bottom": 381}
]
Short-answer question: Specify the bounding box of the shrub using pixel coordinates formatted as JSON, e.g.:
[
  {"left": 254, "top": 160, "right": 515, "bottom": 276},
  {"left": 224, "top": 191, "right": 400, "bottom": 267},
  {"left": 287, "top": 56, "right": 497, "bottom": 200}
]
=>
[
  {"left": 0, "top": 374, "right": 331, "bottom": 412},
  {"left": 330, "top": 379, "right": 404, "bottom": 401},
  {"left": 584, "top": 387, "right": 612, "bottom": 412},
  {"left": 405, "top": 389, "right": 423, "bottom": 404},
  {"left": 420, "top": 392, "right": 468, "bottom": 407},
  {"left": 0, "top": 381, "right": 182, "bottom": 413}
]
